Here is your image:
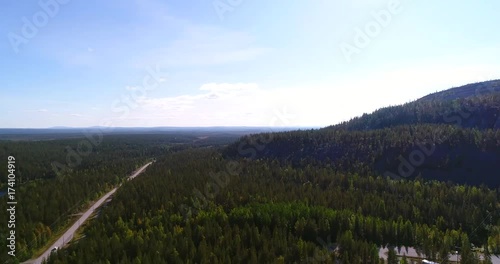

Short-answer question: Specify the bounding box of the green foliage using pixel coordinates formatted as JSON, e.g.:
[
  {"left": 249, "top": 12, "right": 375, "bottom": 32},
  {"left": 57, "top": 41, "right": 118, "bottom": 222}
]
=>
[
  {"left": 5, "top": 82, "right": 500, "bottom": 262},
  {"left": 329, "top": 83, "right": 500, "bottom": 131},
  {"left": 0, "top": 134, "right": 195, "bottom": 262},
  {"left": 225, "top": 123, "right": 500, "bottom": 187},
  {"left": 45, "top": 149, "right": 498, "bottom": 263}
]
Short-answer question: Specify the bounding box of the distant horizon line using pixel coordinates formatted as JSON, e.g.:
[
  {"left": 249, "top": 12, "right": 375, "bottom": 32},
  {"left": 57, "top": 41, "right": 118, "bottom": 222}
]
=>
[{"left": 0, "top": 125, "right": 323, "bottom": 130}]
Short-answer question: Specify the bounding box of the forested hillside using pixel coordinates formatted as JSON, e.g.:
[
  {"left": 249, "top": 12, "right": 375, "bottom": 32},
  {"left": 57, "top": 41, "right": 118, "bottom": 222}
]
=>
[
  {"left": 225, "top": 80, "right": 500, "bottom": 187},
  {"left": 326, "top": 81, "right": 500, "bottom": 131},
  {"left": 419, "top": 79, "right": 500, "bottom": 102},
  {"left": 4, "top": 81, "right": 500, "bottom": 263},
  {"left": 224, "top": 125, "right": 500, "bottom": 186},
  {"left": 46, "top": 149, "right": 499, "bottom": 263}
]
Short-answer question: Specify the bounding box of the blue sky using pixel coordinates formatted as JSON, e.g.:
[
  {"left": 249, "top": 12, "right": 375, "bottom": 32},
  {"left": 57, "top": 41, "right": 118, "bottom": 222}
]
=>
[{"left": 1, "top": 0, "right": 500, "bottom": 128}]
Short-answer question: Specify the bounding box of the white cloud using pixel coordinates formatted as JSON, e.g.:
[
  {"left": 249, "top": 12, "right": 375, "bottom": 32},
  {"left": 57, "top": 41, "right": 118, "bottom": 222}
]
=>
[
  {"left": 117, "top": 82, "right": 334, "bottom": 127},
  {"left": 109, "top": 62, "right": 500, "bottom": 128},
  {"left": 200, "top": 83, "right": 259, "bottom": 93}
]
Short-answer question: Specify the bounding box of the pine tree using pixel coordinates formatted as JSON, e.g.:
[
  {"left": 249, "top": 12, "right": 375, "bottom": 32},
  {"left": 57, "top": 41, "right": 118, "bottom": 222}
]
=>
[
  {"left": 400, "top": 255, "right": 408, "bottom": 264},
  {"left": 387, "top": 247, "right": 398, "bottom": 264}
]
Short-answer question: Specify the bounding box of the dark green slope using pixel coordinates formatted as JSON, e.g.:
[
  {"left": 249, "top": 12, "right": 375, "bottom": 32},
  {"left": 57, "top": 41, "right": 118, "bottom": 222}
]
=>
[
  {"left": 325, "top": 80, "right": 500, "bottom": 131},
  {"left": 225, "top": 80, "right": 500, "bottom": 187},
  {"left": 419, "top": 79, "right": 500, "bottom": 102}
]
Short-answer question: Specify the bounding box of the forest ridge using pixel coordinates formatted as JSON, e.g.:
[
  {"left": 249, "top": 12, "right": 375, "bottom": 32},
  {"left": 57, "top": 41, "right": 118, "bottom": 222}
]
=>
[
  {"left": 225, "top": 79, "right": 500, "bottom": 187},
  {"left": 1, "top": 79, "right": 499, "bottom": 263}
]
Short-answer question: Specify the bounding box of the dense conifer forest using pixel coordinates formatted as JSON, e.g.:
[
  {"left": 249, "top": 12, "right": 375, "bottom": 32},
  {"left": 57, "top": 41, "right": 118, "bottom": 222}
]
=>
[
  {"left": 225, "top": 82, "right": 500, "bottom": 187},
  {"left": 1, "top": 80, "right": 499, "bottom": 263},
  {"left": 0, "top": 134, "right": 237, "bottom": 262},
  {"left": 45, "top": 149, "right": 499, "bottom": 263}
]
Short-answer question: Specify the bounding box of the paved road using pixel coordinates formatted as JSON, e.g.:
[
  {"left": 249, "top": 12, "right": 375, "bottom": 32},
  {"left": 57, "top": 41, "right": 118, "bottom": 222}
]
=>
[{"left": 23, "top": 162, "right": 152, "bottom": 264}]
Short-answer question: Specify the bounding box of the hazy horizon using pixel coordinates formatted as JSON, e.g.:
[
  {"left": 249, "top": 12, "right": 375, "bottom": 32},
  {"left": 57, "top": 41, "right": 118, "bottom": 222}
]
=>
[
  {"left": 2, "top": 0, "right": 500, "bottom": 128},
  {"left": 0, "top": 125, "right": 319, "bottom": 129}
]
